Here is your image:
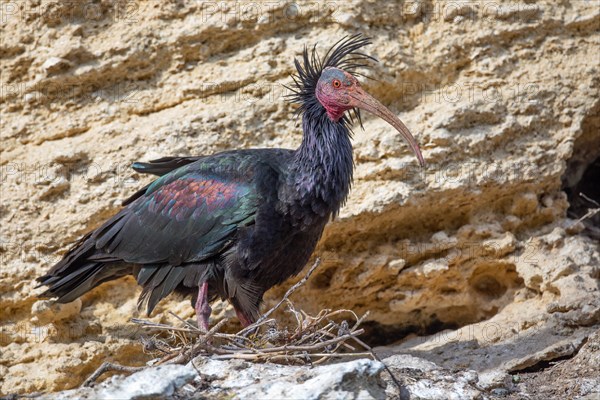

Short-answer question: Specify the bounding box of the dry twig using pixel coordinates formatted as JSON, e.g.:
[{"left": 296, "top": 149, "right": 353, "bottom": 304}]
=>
[
  {"left": 569, "top": 192, "right": 600, "bottom": 225},
  {"left": 82, "top": 362, "right": 145, "bottom": 387}
]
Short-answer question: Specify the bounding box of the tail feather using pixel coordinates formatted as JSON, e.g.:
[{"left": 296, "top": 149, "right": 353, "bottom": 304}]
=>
[
  {"left": 136, "top": 262, "right": 213, "bottom": 316},
  {"left": 42, "top": 262, "right": 98, "bottom": 291},
  {"left": 39, "top": 262, "right": 102, "bottom": 303},
  {"left": 136, "top": 265, "right": 191, "bottom": 315},
  {"left": 38, "top": 260, "right": 131, "bottom": 303},
  {"left": 37, "top": 230, "right": 131, "bottom": 304}
]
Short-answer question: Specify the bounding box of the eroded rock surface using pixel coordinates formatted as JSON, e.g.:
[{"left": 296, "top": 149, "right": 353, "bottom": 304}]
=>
[
  {"left": 1, "top": 0, "right": 598, "bottom": 396},
  {"left": 44, "top": 364, "right": 197, "bottom": 400},
  {"left": 28, "top": 336, "right": 600, "bottom": 400}
]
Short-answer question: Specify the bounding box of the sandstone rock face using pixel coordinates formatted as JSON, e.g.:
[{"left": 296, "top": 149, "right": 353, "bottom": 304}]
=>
[{"left": 1, "top": 0, "right": 598, "bottom": 396}]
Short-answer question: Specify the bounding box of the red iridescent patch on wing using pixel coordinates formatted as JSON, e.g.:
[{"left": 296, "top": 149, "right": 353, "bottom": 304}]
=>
[{"left": 147, "top": 177, "right": 245, "bottom": 221}]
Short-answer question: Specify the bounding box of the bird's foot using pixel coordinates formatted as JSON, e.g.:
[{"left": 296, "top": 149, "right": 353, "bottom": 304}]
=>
[{"left": 195, "top": 282, "right": 212, "bottom": 332}]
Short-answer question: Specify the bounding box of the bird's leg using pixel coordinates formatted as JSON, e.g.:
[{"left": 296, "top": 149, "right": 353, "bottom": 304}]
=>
[
  {"left": 234, "top": 308, "right": 253, "bottom": 328},
  {"left": 195, "top": 282, "right": 211, "bottom": 332}
]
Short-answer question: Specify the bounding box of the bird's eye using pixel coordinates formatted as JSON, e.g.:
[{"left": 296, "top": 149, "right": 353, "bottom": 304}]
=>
[{"left": 332, "top": 79, "right": 341, "bottom": 88}]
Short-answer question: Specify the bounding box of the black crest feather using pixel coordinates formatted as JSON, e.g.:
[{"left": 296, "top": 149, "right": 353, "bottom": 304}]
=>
[{"left": 286, "top": 34, "right": 376, "bottom": 120}]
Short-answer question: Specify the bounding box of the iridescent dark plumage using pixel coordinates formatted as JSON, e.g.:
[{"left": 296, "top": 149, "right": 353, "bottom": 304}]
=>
[{"left": 37, "top": 35, "right": 424, "bottom": 329}]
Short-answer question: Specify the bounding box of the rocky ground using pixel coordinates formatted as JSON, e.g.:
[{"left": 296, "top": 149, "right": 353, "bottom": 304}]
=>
[
  {"left": 1, "top": 0, "right": 599, "bottom": 398},
  {"left": 31, "top": 331, "right": 600, "bottom": 399}
]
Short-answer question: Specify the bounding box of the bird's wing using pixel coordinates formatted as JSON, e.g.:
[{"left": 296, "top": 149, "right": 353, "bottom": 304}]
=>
[
  {"left": 132, "top": 156, "right": 204, "bottom": 176},
  {"left": 122, "top": 156, "right": 205, "bottom": 206},
  {"left": 92, "top": 153, "right": 262, "bottom": 266}
]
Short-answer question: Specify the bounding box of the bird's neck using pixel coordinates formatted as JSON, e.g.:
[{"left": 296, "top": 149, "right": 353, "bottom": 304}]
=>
[{"left": 292, "top": 107, "right": 353, "bottom": 216}]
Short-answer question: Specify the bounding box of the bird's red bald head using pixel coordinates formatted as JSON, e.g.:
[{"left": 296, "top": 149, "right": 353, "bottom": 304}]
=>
[{"left": 315, "top": 67, "right": 360, "bottom": 121}]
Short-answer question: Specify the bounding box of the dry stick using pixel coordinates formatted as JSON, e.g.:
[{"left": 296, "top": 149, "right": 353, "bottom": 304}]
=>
[
  {"left": 132, "top": 319, "right": 240, "bottom": 340},
  {"left": 82, "top": 362, "right": 145, "bottom": 387},
  {"left": 317, "top": 331, "right": 356, "bottom": 351},
  {"left": 580, "top": 192, "right": 600, "bottom": 207},
  {"left": 287, "top": 300, "right": 304, "bottom": 331},
  {"left": 216, "top": 352, "right": 372, "bottom": 361},
  {"left": 350, "top": 335, "right": 405, "bottom": 396},
  {"left": 577, "top": 207, "right": 600, "bottom": 223},
  {"left": 130, "top": 318, "right": 198, "bottom": 333},
  {"left": 313, "top": 310, "right": 367, "bottom": 349},
  {"left": 568, "top": 192, "right": 600, "bottom": 228},
  {"left": 211, "top": 330, "right": 364, "bottom": 361},
  {"left": 136, "top": 319, "right": 230, "bottom": 366},
  {"left": 309, "top": 352, "right": 372, "bottom": 359},
  {"left": 168, "top": 311, "right": 203, "bottom": 332},
  {"left": 235, "top": 317, "right": 277, "bottom": 337},
  {"left": 272, "top": 307, "right": 360, "bottom": 359},
  {"left": 161, "top": 318, "right": 230, "bottom": 365},
  {"left": 131, "top": 318, "right": 255, "bottom": 348},
  {"left": 215, "top": 330, "right": 364, "bottom": 356},
  {"left": 238, "top": 258, "right": 322, "bottom": 337}
]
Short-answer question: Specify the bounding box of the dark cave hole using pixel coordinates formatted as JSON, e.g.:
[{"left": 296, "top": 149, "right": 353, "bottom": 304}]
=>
[
  {"left": 361, "top": 319, "right": 461, "bottom": 348},
  {"left": 510, "top": 336, "right": 589, "bottom": 374},
  {"left": 562, "top": 101, "right": 600, "bottom": 239},
  {"left": 511, "top": 353, "right": 577, "bottom": 374},
  {"left": 563, "top": 156, "right": 600, "bottom": 239}
]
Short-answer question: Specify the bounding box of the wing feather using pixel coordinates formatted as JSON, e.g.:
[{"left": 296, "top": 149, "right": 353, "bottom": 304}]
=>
[{"left": 93, "top": 154, "right": 262, "bottom": 267}]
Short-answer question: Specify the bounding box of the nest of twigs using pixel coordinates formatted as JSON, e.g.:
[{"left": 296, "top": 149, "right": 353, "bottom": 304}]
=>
[
  {"left": 133, "top": 303, "right": 371, "bottom": 366},
  {"left": 129, "top": 259, "right": 373, "bottom": 366},
  {"left": 82, "top": 259, "right": 391, "bottom": 388}
]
